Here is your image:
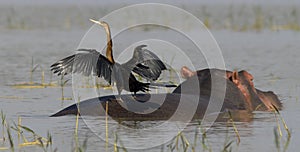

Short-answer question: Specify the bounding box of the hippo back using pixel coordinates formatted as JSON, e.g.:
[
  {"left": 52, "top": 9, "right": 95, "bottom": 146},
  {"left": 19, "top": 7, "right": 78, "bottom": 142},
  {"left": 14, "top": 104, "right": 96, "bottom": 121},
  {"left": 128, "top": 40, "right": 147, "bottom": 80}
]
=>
[{"left": 173, "top": 69, "right": 247, "bottom": 110}]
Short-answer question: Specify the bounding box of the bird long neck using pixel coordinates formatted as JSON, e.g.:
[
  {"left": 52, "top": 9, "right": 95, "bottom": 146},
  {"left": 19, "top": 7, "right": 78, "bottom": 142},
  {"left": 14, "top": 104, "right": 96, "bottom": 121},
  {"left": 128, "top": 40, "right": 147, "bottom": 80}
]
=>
[{"left": 104, "top": 26, "right": 115, "bottom": 63}]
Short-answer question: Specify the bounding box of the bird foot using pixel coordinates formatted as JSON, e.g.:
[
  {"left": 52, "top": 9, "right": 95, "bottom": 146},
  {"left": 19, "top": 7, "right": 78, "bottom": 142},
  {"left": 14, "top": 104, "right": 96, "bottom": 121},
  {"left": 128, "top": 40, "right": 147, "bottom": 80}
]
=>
[
  {"left": 106, "top": 96, "right": 123, "bottom": 103},
  {"left": 131, "top": 94, "right": 145, "bottom": 102},
  {"left": 115, "top": 95, "right": 124, "bottom": 102}
]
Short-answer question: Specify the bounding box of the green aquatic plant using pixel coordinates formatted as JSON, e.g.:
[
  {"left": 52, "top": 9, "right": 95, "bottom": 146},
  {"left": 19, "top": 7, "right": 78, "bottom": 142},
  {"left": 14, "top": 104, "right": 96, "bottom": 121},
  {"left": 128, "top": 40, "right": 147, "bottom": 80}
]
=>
[
  {"left": 191, "top": 125, "right": 198, "bottom": 152},
  {"left": 222, "top": 115, "right": 236, "bottom": 152},
  {"left": 59, "top": 75, "right": 71, "bottom": 101},
  {"left": 113, "top": 133, "right": 128, "bottom": 152},
  {"left": 73, "top": 111, "right": 82, "bottom": 152},
  {"left": 252, "top": 5, "right": 264, "bottom": 31},
  {"left": 227, "top": 111, "right": 240, "bottom": 144},
  {"left": 200, "top": 6, "right": 211, "bottom": 29},
  {"left": 1, "top": 110, "right": 6, "bottom": 142},
  {"left": 200, "top": 127, "right": 211, "bottom": 152},
  {"left": 0, "top": 112, "right": 52, "bottom": 151},
  {"left": 46, "top": 131, "right": 53, "bottom": 152},
  {"left": 273, "top": 105, "right": 290, "bottom": 137},
  {"left": 6, "top": 124, "right": 14, "bottom": 152},
  {"left": 273, "top": 127, "right": 291, "bottom": 152},
  {"left": 11, "top": 57, "right": 58, "bottom": 89},
  {"left": 166, "top": 131, "right": 190, "bottom": 152},
  {"left": 225, "top": 5, "right": 234, "bottom": 30},
  {"left": 72, "top": 96, "right": 88, "bottom": 152},
  {"left": 30, "top": 57, "right": 39, "bottom": 84},
  {"left": 288, "top": 7, "right": 300, "bottom": 31},
  {"left": 271, "top": 105, "right": 291, "bottom": 152},
  {"left": 103, "top": 101, "right": 109, "bottom": 150}
]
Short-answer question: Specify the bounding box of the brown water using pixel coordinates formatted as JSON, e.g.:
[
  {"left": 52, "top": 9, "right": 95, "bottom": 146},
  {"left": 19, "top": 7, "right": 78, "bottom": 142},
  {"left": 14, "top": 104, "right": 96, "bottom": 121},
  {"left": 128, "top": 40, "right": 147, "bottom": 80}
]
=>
[{"left": 0, "top": 2, "right": 300, "bottom": 152}]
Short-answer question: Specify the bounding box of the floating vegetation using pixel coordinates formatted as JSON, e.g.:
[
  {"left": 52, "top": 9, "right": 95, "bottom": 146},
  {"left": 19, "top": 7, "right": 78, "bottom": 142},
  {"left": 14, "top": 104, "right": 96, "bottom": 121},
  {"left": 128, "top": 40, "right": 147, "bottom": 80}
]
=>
[
  {"left": 10, "top": 83, "right": 54, "bottom": 89},
  {"left": 78, "top": 83, "right": 112, "bottom": 89},
  {"left": 0, "top": 96, "right": 25, "bottom": 100},
  {"left": 10, "top": 57, "right": 59, "bottom": 89}
]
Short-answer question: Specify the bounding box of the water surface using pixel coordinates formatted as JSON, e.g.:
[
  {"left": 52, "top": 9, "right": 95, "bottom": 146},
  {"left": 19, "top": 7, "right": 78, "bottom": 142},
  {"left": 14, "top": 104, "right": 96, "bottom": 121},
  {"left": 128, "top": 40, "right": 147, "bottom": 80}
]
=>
[{"left": 0, "top": 2, "right": 299, "bottom": 152}]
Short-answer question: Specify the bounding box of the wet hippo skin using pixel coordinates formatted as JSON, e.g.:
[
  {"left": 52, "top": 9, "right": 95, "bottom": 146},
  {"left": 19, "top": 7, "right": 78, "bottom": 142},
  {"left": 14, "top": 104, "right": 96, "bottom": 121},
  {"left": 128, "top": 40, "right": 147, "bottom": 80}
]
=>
[
  {"left": 179, "top": 67, "right": 282, "bottom": 111},
  {"left": 51, "top": 93, "right": 248, "bottom": 121}
]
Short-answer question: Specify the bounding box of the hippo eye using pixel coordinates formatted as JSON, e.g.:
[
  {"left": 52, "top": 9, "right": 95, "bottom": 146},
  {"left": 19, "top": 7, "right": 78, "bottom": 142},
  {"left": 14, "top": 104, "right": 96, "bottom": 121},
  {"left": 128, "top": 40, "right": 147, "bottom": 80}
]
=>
[{"left": 228, "top": 76, "right": 233, "bottom": 82}]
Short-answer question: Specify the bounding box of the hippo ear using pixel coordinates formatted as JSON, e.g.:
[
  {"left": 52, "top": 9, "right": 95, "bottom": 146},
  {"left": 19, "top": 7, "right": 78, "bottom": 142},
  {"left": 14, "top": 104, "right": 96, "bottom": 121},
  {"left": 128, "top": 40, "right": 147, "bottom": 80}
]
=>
[
  {"left": 180, "top": 66, "right": 196, "bottom": 79},
  {"left": 232, "top": 71, "right": 240, "bottom": 85}
]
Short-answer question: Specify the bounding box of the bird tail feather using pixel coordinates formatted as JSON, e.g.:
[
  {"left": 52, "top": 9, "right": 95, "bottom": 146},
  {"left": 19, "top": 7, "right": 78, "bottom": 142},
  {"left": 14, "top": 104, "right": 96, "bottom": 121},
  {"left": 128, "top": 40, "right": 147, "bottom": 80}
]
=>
[{"left": 149, "top": 82, "right": 177, "bottom": 88}]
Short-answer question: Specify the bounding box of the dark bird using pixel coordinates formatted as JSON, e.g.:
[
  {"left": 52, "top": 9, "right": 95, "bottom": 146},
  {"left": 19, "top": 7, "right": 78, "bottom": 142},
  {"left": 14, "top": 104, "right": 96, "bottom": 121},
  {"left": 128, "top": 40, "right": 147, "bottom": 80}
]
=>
[{"left": 51, "top": 19, "right": 174, "bottom": 96}]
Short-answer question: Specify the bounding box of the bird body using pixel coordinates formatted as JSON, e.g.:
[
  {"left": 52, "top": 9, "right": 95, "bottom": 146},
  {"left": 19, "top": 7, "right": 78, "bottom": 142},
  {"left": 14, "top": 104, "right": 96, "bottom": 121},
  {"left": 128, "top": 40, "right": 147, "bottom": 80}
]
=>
[
  {"left": 111, "top": 62, "right": 150, "bottom": 95},
  {"left": 51, "top": 48, "right": 152, "bottom": 95}
]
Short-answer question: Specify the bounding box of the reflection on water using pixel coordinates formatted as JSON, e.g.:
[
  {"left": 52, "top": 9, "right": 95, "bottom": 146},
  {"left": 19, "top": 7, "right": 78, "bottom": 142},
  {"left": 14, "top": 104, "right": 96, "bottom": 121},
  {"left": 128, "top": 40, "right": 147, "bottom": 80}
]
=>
[
  {"left": 46, "top": 113, "right": 278, "bottom": 152},
  {"left": 0, "top": 2, "right": 299, "bottom": 152}
]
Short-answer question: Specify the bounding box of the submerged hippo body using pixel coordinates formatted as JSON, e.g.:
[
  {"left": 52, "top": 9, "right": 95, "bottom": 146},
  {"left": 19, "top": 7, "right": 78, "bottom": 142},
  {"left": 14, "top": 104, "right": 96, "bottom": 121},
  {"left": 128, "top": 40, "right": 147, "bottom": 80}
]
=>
[{"left": 51, "top": 93, "right": 250, "bottom": 121}]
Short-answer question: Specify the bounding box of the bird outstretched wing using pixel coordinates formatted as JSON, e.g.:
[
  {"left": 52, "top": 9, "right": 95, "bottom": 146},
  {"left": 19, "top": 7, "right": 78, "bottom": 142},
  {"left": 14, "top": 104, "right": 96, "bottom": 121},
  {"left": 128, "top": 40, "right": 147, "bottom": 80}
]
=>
[
  {"left": 50, "top": 49, "right": 113, "bottom": 84},
  {"left": 122, "top": 45, "right": 167, "bottom": 81}
]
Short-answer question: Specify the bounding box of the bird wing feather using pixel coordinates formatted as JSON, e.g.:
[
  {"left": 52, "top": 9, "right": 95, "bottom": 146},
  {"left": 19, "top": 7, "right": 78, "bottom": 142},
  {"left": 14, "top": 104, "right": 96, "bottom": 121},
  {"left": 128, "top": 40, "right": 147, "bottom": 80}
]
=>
[
  {"left": 122, "top": 45, "right": 166, "bottom": 81},
  {"left": 50, "top": 49, "right": 113, "bottom": 84}
]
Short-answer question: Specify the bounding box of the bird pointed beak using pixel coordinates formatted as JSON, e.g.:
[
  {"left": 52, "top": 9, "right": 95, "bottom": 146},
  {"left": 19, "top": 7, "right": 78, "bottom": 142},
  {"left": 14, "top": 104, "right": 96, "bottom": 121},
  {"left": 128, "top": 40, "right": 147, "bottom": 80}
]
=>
[{"left": 89, "top": 19, "right": 101, "bottom": 25}]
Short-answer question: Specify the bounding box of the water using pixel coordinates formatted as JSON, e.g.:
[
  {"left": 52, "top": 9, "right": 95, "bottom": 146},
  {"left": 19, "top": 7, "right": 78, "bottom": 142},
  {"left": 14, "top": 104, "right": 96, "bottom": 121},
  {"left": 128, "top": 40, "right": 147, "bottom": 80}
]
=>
[{"left": 0, "top": 2, "right": 300, "bottom": 152}]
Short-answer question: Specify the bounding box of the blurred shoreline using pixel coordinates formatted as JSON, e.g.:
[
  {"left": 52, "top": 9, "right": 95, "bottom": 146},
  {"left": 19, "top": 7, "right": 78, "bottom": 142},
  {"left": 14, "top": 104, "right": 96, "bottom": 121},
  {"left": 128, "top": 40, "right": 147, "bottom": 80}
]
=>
[{"left": 0, "top": 2, "right": 299, "bottom": 31}]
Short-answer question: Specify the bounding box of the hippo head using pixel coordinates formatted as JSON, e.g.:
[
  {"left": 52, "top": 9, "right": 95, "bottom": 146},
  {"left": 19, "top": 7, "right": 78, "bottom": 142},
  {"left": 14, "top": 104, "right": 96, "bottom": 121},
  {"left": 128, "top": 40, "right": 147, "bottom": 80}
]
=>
[{"left": 256, "top": 90, "right": 282, "bottom": 111}]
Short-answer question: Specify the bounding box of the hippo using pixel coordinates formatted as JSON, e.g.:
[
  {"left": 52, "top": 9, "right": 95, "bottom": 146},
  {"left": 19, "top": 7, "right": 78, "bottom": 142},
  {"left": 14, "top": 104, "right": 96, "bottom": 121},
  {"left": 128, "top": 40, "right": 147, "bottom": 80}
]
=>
[{"left": 50, "top": 67, "right": 281, "bottom": 121}]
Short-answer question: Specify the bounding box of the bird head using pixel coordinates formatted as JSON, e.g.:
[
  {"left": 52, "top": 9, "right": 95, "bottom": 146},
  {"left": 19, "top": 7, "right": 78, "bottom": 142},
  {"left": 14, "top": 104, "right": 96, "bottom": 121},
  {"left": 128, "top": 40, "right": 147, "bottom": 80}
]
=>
[
  {"left": 134, "top": 45, "right": 147, "bottom": 51},
  {"left": 89, "top": 19, "right": 109, "bottom": 28}
]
